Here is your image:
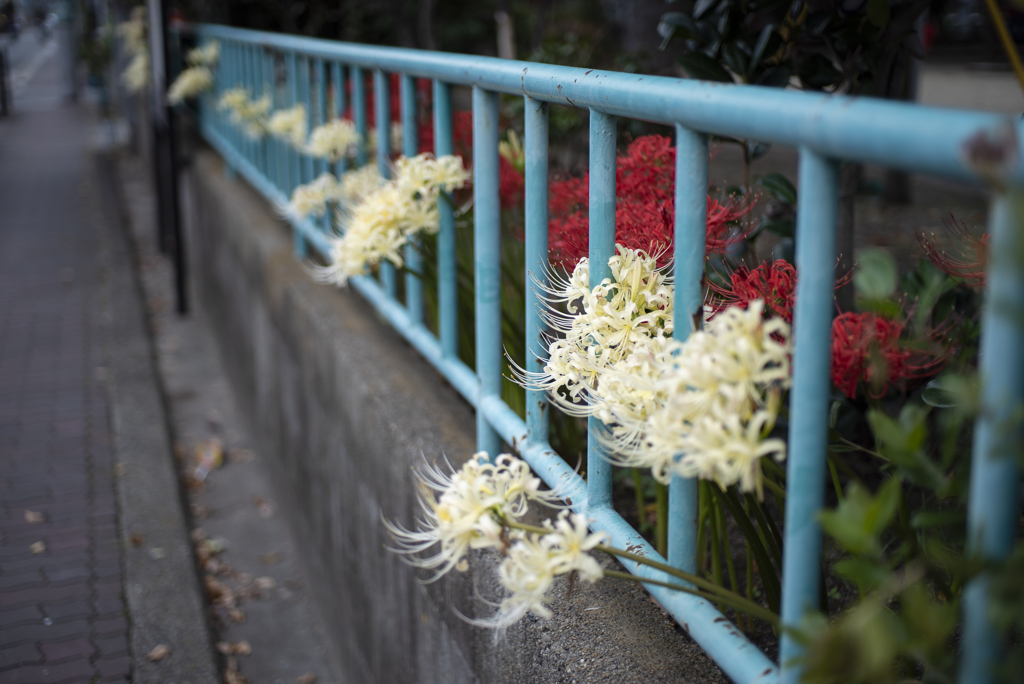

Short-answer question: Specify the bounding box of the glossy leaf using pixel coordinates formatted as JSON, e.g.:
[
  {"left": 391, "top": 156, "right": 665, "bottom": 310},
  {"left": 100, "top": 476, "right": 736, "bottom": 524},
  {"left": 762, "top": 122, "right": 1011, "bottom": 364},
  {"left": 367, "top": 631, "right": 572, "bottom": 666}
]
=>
[
  {"left": 759, "top": 171, "right": 796, "bottom": 204},
  {"left": 678, "top": 52, "right": 734, "bottom": 82}
]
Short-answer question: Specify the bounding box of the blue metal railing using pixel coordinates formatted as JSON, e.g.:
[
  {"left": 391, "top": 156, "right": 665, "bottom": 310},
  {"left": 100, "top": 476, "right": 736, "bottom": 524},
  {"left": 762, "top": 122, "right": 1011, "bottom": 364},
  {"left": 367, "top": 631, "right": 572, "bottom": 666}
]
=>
[{"left": 190, "top": 24, "right": 1023, "bottom": 684}]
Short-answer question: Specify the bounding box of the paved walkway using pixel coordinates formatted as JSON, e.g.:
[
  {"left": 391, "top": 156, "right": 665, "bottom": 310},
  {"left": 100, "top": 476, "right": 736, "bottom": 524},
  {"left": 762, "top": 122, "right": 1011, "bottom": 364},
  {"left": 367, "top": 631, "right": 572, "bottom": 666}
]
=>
[{"left": 0, "top": 48, "right": 130, "bottom": 683}]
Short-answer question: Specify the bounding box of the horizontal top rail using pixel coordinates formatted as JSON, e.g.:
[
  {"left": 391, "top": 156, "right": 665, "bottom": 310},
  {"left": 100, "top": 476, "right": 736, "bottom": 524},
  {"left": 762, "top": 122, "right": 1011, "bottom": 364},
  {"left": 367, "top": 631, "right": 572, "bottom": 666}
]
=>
[{"left": 197, "top": 23, "right": 1022, "bottom": 186}]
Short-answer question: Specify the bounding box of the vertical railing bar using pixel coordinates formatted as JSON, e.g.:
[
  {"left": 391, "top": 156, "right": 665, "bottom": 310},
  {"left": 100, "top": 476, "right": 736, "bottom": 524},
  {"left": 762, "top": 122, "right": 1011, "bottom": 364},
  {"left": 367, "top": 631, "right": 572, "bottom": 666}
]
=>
[
  {"left": 332, "top": 61, "right": 347, "bottom": 176},
  {"left": 433, "top": 80, "right": 457, "bottom": 360},
  {"left": 287, "top": 50, "right": 305, "bottom": 258},
  {"left": 524, "top": 96, "right": 550, "bottom": 446},
  {"left": 958, "top": 191, "right": 1024, "bottom": 684},
  {"left": 401, "top": 74, "right": 423, "bottom": 324},
  {"left": 352, "top": 66, "right": 368, "bottom": 167},
  {"left": 245, "top": 43, "right": 254, "bottom": 168},
  {"left": 473, "top": 86, "right": 502, "bottom": 459},
  {"left": 778, "top": 148, "right": 839, "bottom": 683},
  {"left": 274, "top": 51, "right": 287, "bottom": 196},
  {"left": 316, "top": 57, "right": 329, "bottom": 235},
  {"left": 586, "top": 109, "right": 616, "bottom": 510},
  {"left": 263, "top": 47, "right": 275, "bottom": 190},
  {"left": 374, "top": 68, "right": 397, "bottom": 298},
  {"left": 224, "top": 39, "right": 237, "bottom": 178},
  {"left": 254, "top": 44, "right": 265, "bottom": 176},
  {"left": 316, "top": 58, "right": 328, "bottom": 178},
  {"left": 668, "top": 124, "right": 707, "bottom": 576},
  {"left": 301, "top": 55, "right": 314, "bottom": 184}
]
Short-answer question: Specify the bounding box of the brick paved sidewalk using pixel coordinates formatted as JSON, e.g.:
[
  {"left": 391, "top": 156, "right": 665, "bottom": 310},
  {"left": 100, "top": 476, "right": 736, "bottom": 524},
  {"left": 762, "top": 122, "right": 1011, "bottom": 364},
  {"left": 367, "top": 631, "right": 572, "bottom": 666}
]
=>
[{"left": 0, "top": 52, "right": 130, "bottom": 683}]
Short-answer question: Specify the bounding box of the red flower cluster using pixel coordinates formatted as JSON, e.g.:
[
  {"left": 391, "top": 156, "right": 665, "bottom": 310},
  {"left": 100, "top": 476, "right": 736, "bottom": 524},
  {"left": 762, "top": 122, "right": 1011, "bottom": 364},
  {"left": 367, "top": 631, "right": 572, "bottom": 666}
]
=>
[
  {"left": 830, "top": 312, "right": 946, "bottom": 399},
  {"left": 708, "top": 259, "right": 798, "bottom": 322},
  {"left": 917, "top": 213, "right": 989, "bottom": 290},
  {"left": 547, "top": 135, "right": 754, "bottom": 268}
]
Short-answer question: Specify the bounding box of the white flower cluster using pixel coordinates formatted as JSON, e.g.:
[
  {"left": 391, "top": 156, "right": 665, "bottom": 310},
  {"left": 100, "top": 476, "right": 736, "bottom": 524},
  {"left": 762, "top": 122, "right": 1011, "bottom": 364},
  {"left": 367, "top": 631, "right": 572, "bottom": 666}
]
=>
[
  {"left": 267, "top": 104, "right": 308, "bottom": 148},
  {"left": 217, "top": 87, "right": 272, "bottom": 139},
  {"left": 282, "top": 173, "right": 343, "bottom": 221},
  {"left": 612, "top": 300, "right": 792, "bottom": 496},
  {"left": 280, "top": 165, "right": 385, "bottom": 223},
  {"left": 118, "top": 7, "right": 149, "bottom": 93},
  {"left": 478, "top": 512, "right": 607, "bottom": 631},
  {"left": 167, "top": 66, "right": 213, "bottom": 105},
  {"left": 318, "top": 154, "right": 469, "bottom": 285},
  {"left": 306, "top": 119, "right": 362, "bottom": 162},
  {"left": 515, "top": 245, "right": 674, "bottom": 422},
  {"left": 385, "top": 453, "right": 560, "bottom": 579},
  {"left": 186, "top": 41, "right": 220, "bottom": 67},
  {"left": 166, "top": 40, "right": 219, "bottom": 105},
  {"left": 385, "top": 452, "right": 606, "bottom": 632}
]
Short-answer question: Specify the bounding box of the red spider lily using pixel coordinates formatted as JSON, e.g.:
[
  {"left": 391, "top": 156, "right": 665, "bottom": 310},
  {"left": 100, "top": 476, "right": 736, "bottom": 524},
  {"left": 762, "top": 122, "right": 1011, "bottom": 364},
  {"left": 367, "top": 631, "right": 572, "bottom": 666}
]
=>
[
  {"left": 548, "top": 192, "right": 755, "bottom": 268},
  {"left": 708, "top": 259, "right": 798, "bottom": 322},
  {"left": 830, "top": 312, "right": 948, "bottom": 399},
  {"left": 707, "top": 259, "right": 854, "bottom": 323},
  {"left": 546, "top": 134, "right": 754, "bottom": 268},
  {"left": 917, "top": 213, "right": 989, "bottom": 289}
]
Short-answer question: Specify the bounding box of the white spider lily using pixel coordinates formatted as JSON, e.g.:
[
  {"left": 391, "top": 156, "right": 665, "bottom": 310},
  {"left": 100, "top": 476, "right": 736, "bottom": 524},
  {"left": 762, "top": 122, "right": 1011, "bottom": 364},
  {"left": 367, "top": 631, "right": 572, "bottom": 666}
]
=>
[
  {"left": 316, "top": 154, "right": 469, "bottom": 285},
  {"left": 186, "top": 41, "right": 220, "bottom": 67},
  {"left": 384, "top": 453, "right": 559, "bottom": 581},
  {"left": 609, "top": 300, "right": 792, "bottom": 496},
  {"left": 306, "top": 119, "right": 362, "bottom": 162},
  {"left": 281, "top": 173, "right": 341, "bottom": 221},
  {"left": 121, "top": 52, "right": 149, "bottom": 93},
  {"left": 473, "top": 511, "right": 606, "bottom": 633},
  {"left": 511, "top": 245, "right": 674, "bottom": 417},
  {"left": 118, "top": 7, "right": 147, "bottom": 56},
  {"left": 167, "top": 66, "right": 213, "bottom": 105},
  {"left": 267, "top": 104, "right": 308, "bottom": 148}
]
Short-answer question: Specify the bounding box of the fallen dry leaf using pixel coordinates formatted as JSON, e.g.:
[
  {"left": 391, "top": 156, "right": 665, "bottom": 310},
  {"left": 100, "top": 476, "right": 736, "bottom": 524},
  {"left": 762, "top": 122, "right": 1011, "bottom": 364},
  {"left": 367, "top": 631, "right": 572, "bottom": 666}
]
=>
[
  {"left": 191, "top": 528, "right": 208, "bottom": 543},
  {"left": 29, "top": 541, "right": 46, "bottom": 554},
  {"left": 296, "top": 673, "right": 317, "bottom": 684},
  {"left": 193, "top": 438, "right": 224, "bottom": 481},
  {"left": 227, "top": 607, "right": 245, "bottom": 623},
  {"left": 191, "top": 503, "right": 212, "bottom": 519},
  {"left": 24, "top": 510, "right": 45, "bottom": 524},
  {"left": 216, "top": 640, "right": 252, "bottom": 656},
  {"left": 146, "top": 644, "right": 170, "bottom": 661},
  {"left": 224, "top": 670, "right": 248, "bottom": 684},
  {"left": 260, "top": 551, "right": 283, "bottom": 565},
  {"left": 254, "top": 576, "right": 276, "bottom": 591},
  {"left": 252, "top": 495, "right": 276, "bottom": 518},
  {"left": 228, "top": 448, "right": 254, "bottom": 463},
  {"left": 129, "top": 534, "right": 144, "bottom": 547}
]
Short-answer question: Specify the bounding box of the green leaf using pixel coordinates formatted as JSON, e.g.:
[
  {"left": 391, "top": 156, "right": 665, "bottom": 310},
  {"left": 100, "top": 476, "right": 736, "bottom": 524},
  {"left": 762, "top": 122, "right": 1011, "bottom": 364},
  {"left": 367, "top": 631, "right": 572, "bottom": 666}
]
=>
[
  {"left": 797, "top": 53, "right": 842, "bottom": 89},
  {"left": 910, "top": 509, "right": 966, "bottom": 529},
  {"left": 866, "top": 0, "right": 891, "bottom": 28},
  {"left": 853, "top": 248, "right": 898, "bottom": 300},
  {"left": 693, "top": 0, "right": 718, "bottom": 20},
  {"left": 678, "top": 52, "right": 734, "bottom": 82},
  {"left": 921, "top": 376, "right": 959, "bottom": 409},
  {"left": 759, "top": 172, "right": 796, "bottom": 204},
  {"left": 658, "top": 12, "right": 697, "bottom": 49},
  {"left": 833, "top": 557, "right": 889, "bottom": 592},
  {"left": 748, "top": 23, "right": 777, "bottom": 78},
  {"left": 755, "top": 65, "right": 791, "bottom": 88},
  {"left": 817, "top": 479, "right": 901, "bottom": 559},
  {"left": 758, "top": 219, "right": 794, "bottom": 239},
  {"left": 721, "top": 43, "right": 749, "bottom": 77},
  {"left": 746, "top": 140, "right": 771, "bottom": 160}
]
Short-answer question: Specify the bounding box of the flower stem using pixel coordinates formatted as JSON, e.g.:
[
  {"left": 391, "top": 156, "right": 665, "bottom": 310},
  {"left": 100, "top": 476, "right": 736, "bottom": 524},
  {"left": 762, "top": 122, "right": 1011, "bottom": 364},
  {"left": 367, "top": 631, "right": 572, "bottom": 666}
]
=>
[
  {"left": 655, "top": 482, "right": 668, "bottom": 557},
  {"left": 601, "top": 569, "right": 780, "bottom": 626}
]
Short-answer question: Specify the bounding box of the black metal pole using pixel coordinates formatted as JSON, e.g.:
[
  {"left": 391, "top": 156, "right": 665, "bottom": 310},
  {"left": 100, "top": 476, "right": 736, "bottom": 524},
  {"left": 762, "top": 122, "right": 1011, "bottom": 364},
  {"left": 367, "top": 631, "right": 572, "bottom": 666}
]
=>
[{"left": 148, "top": 0, "right": 187, "bottom": 313}]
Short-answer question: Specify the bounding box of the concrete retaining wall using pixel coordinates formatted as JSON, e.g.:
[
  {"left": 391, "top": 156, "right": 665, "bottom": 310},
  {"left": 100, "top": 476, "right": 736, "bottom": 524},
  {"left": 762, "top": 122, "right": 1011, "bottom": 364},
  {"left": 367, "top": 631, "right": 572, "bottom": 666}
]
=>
[{"left": 180, "top": 147, "right": 724, "bottom": 684}]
